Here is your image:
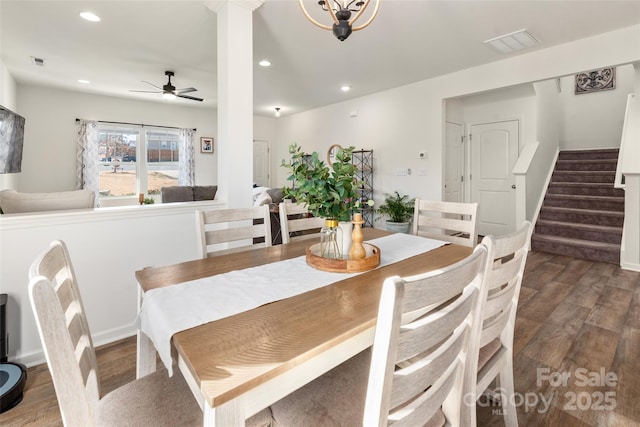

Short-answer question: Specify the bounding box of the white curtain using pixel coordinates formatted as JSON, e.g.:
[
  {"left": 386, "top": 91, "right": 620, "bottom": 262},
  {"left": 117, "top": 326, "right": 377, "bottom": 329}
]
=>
[
  {"left": 76, "top": 120, "right": 99, "bottom": 205},
  {"left": 178, "top": 128, "right": 195, "bottom": 186}
]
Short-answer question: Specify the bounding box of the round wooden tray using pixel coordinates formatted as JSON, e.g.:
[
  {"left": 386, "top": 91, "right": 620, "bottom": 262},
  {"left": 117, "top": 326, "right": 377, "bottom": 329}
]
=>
[{"left": 306, "top": 243, "right": 381, "bottom": 273}]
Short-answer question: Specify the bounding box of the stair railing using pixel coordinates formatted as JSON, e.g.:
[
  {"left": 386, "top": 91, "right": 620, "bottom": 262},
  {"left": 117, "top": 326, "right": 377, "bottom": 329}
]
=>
[
  {"left": 615, "top": 94, "right": 638, "bottom": 189},
  {"left": 617, "top": 93, "right": 640, "bottom": 271}
]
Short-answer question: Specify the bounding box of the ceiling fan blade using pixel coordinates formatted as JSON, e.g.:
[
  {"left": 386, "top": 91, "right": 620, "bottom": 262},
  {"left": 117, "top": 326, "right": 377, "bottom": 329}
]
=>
[
  {"left": 141, "top": 80, "right": 163, "bottom": 90},
  {"left": 129, "top": 89, "right": 162, "bottom": 93},
  {"left": 177, "top": 94, "right": 204, "bottom": 102},
  {"left": 176, "top": 87, "right": 197, "bottom": 94}
]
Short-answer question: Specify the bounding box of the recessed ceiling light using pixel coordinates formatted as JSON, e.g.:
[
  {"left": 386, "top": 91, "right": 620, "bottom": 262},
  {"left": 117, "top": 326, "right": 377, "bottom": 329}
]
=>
[
  {"left": 484, "top": 29, "right": 539, "bottom": 54},
  {"left": 259, "top": 60, "right": 271, "bottom": 67},
  {"left": 340, "top": 85, "right": 351, "bottom": 92},
  {"left": 80, "top": 12, "right": 101, "bottom": 22},
  {"left": 77, "top": 79, "right": 90, "bottom": 84}
]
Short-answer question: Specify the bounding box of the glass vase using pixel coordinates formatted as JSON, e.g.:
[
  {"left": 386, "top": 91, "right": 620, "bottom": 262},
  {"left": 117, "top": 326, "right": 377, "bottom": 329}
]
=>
[{"left": 320, "top": 219, "right": 343, "bottom": 259}]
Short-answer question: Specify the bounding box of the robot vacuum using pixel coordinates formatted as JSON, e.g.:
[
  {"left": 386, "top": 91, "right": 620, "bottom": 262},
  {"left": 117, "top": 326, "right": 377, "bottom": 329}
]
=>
[{"left": 0, "top": 294, "right": 27, "bottom": 413}]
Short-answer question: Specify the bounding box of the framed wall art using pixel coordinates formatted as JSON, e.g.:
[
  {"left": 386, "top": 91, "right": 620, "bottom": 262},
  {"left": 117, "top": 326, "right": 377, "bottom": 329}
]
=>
[
  {"left": 575, "top": 67, "right": 615, "bottom": 95},
  {"left": 200, "top": 137, "right": 214, "bottom": 153}
]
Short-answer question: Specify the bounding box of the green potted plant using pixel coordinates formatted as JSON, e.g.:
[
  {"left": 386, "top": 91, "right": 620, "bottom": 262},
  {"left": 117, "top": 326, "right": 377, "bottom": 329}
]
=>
[
  {"left": 282, "top": 143, "right": 359, "bottom": 221},
  {"left": 282, "top": 143, "right": 359, "bottom": 258},
  {"left": 376, "top": 191, "right": 415, "bottom": 234}
]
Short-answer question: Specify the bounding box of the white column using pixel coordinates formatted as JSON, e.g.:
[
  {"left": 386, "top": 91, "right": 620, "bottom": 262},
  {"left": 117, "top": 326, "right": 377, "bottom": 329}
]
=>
[{"left": 208, "top": 0, "right": 264, "bottom": 208}]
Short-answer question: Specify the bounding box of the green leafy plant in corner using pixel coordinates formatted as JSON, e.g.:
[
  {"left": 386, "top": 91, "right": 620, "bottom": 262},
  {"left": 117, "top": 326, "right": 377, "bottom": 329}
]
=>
[
  {"left": 376, "top": 191, "right": 415, "bottom": 223},
  {"left": 281, "top": 143, "right": 359, "bottom": 221},
  {"left": 143, "top": 197, "right": 155, "bottom": 204}
]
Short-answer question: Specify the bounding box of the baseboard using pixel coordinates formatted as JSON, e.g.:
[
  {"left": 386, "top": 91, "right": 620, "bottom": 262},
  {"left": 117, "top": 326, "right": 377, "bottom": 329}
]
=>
[{"left": 620, "top": 261, "right": 640, "bottom": 272}]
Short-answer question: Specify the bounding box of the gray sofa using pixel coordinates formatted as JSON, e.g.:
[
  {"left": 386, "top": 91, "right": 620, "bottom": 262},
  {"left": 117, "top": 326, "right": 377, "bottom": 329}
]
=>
[
  {"left": 0, "top": 189, "right": 96, "bottom": 214},
  {"left": 160, "top": 185, "right": 218, "bottom": 203}
]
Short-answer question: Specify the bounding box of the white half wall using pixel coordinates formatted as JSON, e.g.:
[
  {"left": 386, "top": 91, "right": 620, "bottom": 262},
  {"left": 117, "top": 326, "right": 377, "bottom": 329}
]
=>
[{"left": 0, "top": 201, "right": 226, "bottom": 366}]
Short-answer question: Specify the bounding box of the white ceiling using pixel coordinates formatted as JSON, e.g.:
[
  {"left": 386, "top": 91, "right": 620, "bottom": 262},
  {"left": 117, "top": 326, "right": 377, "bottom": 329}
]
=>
[{"left": 2, "top": 1, "right": 640, "bottom": 117}]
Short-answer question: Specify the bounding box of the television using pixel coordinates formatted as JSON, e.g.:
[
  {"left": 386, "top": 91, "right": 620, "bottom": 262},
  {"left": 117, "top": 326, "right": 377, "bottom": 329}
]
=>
[{"left": 0, "top": 105, "right": 25, "bottom": 174}]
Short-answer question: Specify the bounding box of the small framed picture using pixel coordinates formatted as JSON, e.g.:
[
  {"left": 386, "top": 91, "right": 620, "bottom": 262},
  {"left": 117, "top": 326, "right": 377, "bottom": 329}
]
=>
[{"left": 201, "top": 137, "right": 214, "bottom": 153}]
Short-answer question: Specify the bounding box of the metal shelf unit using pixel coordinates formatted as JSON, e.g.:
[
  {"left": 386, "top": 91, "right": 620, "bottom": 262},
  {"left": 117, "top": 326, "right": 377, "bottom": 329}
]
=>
[{"left": 352, "top": 149, "right": 374, "bottom": 227}]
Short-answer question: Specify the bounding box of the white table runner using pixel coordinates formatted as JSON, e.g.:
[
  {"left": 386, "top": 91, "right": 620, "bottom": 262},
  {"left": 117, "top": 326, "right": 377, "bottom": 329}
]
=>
[{"left": 138, "top": 233, "right": 446, "bottom": 374}]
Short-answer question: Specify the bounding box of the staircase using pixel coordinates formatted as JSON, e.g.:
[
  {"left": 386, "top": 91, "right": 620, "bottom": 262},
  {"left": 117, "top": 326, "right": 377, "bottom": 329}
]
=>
[{"left": 531, "top": 148, "right": 624, "bottom": 264}]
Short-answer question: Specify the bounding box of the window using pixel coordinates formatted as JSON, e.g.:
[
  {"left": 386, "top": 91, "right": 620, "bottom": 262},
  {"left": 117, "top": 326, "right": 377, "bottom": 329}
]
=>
[{"left": 97, "top": 126, "right": 179, "bottom": 198}]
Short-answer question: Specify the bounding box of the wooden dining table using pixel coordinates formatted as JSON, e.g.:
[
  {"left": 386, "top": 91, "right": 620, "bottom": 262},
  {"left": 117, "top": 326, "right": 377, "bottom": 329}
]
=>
[{"left": 135, "top": 228, "right": 472, "bottom": 426}]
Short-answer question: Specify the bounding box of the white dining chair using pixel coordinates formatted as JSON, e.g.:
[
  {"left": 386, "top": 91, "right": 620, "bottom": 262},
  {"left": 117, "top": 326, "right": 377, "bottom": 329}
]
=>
[
  {"left": 196, "top": 205, "right": 272, "bottom": 258},
  {"left": 27, "top": 241, "right": 203, "bottom": 426},
  {"left": 268, "top": 244, "right": 488, "bottom": 426},
  {"left": 412, "top": 199, "right": 479, "bottom": 247},
  {"left": 28, "top": 240, "right": 274, "bottom": 427},
  {"left": 278, "top": 201, "right": 324, "bottom": 244},
  {"left": 466, "top": 221, "right": 533, "bottom": 427}
]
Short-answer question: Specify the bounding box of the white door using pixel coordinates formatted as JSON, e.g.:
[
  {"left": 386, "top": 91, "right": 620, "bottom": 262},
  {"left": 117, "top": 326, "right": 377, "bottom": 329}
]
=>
[
  {"left": 444, "top": 121, "right": 464, "bottom": 203},
  {"left": 470, "top": 120, "right": 519, "bottom": 236},
  {"left": 253, "top": 139, "right": 270, "bottom": 187}
]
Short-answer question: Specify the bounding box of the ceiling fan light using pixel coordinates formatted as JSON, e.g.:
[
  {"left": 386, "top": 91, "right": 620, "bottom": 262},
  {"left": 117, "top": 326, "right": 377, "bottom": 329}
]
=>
[{"left": 162, "top": 92, "right": 176, "bottom": 100}]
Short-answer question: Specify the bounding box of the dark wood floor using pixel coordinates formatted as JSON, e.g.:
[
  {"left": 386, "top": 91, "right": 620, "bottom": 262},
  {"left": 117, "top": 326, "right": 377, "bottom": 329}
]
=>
[
  {"left": 478, "top": 251, "right": 640, "bottom": 426},
  {"left": 1, "top": 250, "right": 639, "bottom": 426}
]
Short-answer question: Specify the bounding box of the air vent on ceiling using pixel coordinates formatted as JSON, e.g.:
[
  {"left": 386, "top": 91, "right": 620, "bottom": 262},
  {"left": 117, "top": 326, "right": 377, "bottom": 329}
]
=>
[
  {"left": 31, "top": 57, "right": 45, "bottom": 66},
  {"left": 484, "top": 29, "right": 540, "bottom": 54}
]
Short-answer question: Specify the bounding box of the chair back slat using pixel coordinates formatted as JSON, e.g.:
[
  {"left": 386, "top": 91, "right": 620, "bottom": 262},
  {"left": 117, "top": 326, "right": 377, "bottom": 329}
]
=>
[
  {"left": 412, "top": 199, "right": 479, "bottom": 247},
  {"left": 396, "top": 287, "right": 474, "bottom": 362},
  {"left": 279, "top": 202, "right": 324, "bottom": 244},
  {"left": 196, "top": 205, "right": 272, "bottom": 258},
  {"left": 364, "top": 245, "right": 487, "bottom": 427},
  {"left": 391, "top": 360, "right": 459, "bottom": 427},
  {"left": 480, "top": 304, "right": 512, "bottom": 347},
  {"left": 28, "top": 241, "right": 99, "bottom": 426},
  {"left": 391, "top": 320, "right": 467, "bottom": 409},
  {"left": 483, "top": 279, "right": 518, "bottom": 322}
]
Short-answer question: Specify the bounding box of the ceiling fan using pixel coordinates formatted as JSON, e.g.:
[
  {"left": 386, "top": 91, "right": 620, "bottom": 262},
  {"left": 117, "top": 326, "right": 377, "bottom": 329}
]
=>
[{"left": 130, "top": 70, "right": 203, "bottom": 102}]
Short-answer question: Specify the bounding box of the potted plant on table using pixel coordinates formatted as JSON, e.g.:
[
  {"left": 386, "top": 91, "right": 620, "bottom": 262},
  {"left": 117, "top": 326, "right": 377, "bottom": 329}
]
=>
[
  {"left": 376, "top": 191, "right": 415, "bottom": 234},
  {"left": 281, "top": 143, "right": 358, "bottom": 259}
]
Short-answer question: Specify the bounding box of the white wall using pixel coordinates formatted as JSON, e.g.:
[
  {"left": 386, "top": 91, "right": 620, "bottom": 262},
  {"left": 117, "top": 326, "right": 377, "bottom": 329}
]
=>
[
  {"left": 274, "top": 25, "right": 640, "bottom": 223},
  {"left": 13, "top": 85, "right": 278, "bottom": 194},
  {"left": 559, "top": 63, "right": 636, "bottom": 149},
  {"left": 16, "top": 85, "right": 219, "bottom": 193},
  {"left": 458, "top": 83, "right": 537, "bottom": 153}
]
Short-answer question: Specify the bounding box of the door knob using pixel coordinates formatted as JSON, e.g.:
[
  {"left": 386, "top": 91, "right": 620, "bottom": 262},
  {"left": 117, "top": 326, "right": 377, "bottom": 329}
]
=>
[{"left": 511, "top": 185, "right": 516, "bottom": 189}]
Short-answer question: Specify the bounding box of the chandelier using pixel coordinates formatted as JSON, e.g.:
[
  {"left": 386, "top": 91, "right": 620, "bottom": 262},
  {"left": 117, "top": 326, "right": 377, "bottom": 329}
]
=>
[{"left": 298, "top": 0, "right": 380, "bottom": 41}]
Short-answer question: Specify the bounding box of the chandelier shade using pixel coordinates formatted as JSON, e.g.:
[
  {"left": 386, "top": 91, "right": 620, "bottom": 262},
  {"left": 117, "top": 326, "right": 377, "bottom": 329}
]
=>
[{"left": 298, "top": 0, "right": 380, "bottom": 41}]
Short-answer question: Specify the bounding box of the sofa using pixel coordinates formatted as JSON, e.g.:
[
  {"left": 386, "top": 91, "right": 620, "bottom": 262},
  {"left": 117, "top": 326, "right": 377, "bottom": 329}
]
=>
[
  {"left": 160, "top": 185, "right": 217, "bottom": 203},
  {"left": 252, "top": 186, "right": 285, "bottom": 209},
  {"left": 0, "top": 189, "right": 96, "bottom": 214}
]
